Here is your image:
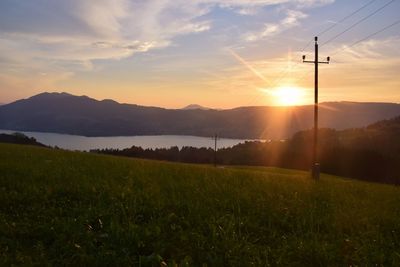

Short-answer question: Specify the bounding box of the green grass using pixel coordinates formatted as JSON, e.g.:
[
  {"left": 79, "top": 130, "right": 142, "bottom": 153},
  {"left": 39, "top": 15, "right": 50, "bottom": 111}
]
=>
[{"left": 1, "top": 143, "right": 400, "bottom": 266}]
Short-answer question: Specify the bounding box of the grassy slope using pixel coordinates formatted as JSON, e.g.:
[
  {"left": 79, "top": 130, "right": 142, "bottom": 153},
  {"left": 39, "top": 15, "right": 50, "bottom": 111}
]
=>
[{"left": 0, "top": 143, "right": 399, "bottom": 266}]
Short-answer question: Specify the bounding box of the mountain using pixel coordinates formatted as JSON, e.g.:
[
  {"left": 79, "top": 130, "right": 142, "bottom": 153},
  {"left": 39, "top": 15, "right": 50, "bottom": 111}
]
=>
[
  {"left": 182, "top": 104, "right": 211, "bottom": 110},
  {"left": 1, "top": 92, "right": 400, "bottom": 139}
]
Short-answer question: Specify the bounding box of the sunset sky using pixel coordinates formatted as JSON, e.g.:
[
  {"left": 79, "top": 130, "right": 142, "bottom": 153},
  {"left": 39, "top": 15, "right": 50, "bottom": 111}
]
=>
[{"left": 0, "top": 0, "right": 399, "bottom": 108}]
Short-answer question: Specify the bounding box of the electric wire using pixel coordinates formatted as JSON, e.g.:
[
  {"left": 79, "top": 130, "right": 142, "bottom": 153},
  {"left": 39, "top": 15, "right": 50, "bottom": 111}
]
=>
[
  {"left": 271, "top": 0, "right": 388, "bottom": 93},
  {"left": 317, "top": 0, "right": 379, "bottom": 37},
  {"left": 242, "top": 0, "right": 399, "bottom": 106},
  {"left": 321, "top": 0, "right": 397, "bottom": 46},
  {"left": 300, "top": 0, "right": 379, "bottom": 53},
  {"left": 331, "top": 18, "right": 400, "bottom": 57}
]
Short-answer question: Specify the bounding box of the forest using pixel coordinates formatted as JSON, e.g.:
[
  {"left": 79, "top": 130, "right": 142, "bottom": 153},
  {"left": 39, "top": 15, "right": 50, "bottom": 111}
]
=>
[{"left": 93, "top": 116, "right": 400, "bottom": 185}]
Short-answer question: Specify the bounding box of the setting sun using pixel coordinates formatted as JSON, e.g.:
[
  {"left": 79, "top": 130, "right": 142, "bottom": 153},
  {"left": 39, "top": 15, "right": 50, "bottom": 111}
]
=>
[
  {"left": 1, "top": 1, "right": 400, "bottom": 265},
  {"left": 266, "top": 86, "right": 306, "bottom": 106}
]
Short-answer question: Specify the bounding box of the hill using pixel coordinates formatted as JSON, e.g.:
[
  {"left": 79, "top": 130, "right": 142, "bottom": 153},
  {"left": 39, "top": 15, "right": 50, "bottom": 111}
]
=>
[
  {"left": 1, "top": 143, "right": 399, "bottom": 266},
  {"left": 0, "top": 132, "right": 46, "bottom": 147},
  {"left": 1, "top": 92, "right": 400, "bottom": 138},
  {"left": 181, "top": 104, "right": 211, "bottom": 110}
]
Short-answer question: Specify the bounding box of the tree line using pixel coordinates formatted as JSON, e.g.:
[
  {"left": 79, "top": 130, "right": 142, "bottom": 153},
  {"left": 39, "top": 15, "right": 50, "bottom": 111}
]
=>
[{"left": 92, "top": 116, "right": 400, "bottom": 185}]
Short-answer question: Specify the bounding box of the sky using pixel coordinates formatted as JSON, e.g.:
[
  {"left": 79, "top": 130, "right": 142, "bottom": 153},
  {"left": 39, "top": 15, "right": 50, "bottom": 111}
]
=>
[{"left": 0, "top": 0, "right": 399, "bottom": 108}]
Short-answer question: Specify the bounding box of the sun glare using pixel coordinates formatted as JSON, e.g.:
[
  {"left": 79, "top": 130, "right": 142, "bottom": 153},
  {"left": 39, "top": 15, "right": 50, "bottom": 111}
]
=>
[{"left": 267, "top": 86, "right": 306, "bottom": 106}]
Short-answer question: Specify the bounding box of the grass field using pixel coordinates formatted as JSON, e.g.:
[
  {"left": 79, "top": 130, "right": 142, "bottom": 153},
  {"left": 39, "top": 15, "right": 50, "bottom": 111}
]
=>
[{"left": 1, "top": 143, "right": 400, "bottom": 266}]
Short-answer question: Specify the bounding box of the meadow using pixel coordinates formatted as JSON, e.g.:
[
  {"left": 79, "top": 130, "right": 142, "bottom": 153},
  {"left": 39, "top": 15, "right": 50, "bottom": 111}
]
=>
[{"left": 0, "top": 143, "right": 399, "bottom": 266}]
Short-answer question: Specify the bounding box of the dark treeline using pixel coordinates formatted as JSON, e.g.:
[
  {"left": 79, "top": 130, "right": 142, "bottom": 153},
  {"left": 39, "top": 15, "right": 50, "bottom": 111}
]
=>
[
  {"left": 92, "top": 116, "right": 400, "bottom": 185},
  {"left": 0, "top": 132, "right": 46, "bottom": 147}
]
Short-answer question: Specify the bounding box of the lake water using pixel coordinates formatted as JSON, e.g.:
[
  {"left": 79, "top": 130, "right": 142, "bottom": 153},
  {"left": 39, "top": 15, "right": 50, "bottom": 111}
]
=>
[{"left": 0, "top": 129, "right": 257, "bottom": 151}]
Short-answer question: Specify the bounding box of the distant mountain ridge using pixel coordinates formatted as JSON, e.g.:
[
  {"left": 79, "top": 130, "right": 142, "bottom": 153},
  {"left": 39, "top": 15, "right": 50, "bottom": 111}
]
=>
[
  {"left": 1, "top": 92, "right": 400, "bottom": 139},
  {"left": 182, "top": 104, "right": 211, "bottom": 110}
]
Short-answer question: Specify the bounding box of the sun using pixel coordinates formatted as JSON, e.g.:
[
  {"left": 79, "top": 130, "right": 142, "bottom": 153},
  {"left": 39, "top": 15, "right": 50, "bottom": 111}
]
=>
[{"left": 268, "top": 86, "right": 306, "bottom": 106}]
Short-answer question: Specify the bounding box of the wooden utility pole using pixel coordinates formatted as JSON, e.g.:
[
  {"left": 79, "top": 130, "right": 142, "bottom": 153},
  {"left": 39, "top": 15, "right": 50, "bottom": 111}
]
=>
[
  {"left": 302, "top": 36, "right": 330, "bottom": 180},
  {"left": 213, "top": 134, "right": 218, "bottom": 167}
]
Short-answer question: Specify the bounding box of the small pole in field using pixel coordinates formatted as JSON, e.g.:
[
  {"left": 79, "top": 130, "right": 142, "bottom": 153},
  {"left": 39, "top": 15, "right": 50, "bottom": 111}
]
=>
[{"left": 213, "top": 134, "right": 218, "bottom": 167}]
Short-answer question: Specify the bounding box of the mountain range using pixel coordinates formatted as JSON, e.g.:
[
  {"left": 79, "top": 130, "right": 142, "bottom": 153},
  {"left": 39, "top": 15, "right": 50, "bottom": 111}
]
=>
[{"left": 1, "top": 92, "right": 400, "bottom": 139}]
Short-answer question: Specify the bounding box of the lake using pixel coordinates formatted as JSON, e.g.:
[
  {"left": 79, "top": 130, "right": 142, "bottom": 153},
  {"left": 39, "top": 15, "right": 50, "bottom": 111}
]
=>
[{"left": 0, "top": 129, "right": 258, "bottom": 151}]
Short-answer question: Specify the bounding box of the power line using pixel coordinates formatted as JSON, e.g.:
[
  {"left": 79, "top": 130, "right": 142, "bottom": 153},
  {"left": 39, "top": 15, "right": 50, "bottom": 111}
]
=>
[
  {"left": 241, "top": 0, "right": 398, "bottom": 107},
  {"left": 296, "top": 19, "right": 400, "bottom": 180},
  {"left": 293, "top": 68, "right": 313, "bottom": 85},
  {"left": 246, "top": 17, "right": 400, "bottom": 106},
  {"left": 266, "top": 61, "right": 301, "bottom": 88},
  {"left": 272, "top": 0, "right": 387, "bottom": 92},
  {"left": 257, "top": 1, "right": 395, "bottom": 92},
  {"left": 300, "top": 38, "right": 315, "bottom": 54},
  {"left": 256, "top": 9, "right": 399, "bottom": 107},
  {"left": 317, "top": 0, "right": 379, "bottom": 37},
  {"left": 331, "top": 18, "right": 400, "bottom": 57},
  {"left": 294, "top": 20, "right": 400, "bottom": 99},
  {"left": 300, "top": 0, "right": 379, "bottom": 53},
  {"left": 321, "top": 0, "right": 397, "bottom": 46}
]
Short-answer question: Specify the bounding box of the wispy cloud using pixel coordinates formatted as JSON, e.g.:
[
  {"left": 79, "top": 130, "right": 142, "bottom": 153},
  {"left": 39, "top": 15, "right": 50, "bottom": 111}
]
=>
[
  {"left": 0, "top": 1, "right": 207, "bottom": 63},
  {"left": 307, "top": 37, "right": 400, "bottom": 102},
  {"left": 0, "top": 0, "right": 335, "bottom": 100},
  {"left": 244, "top": 10, "right": 308, "bottom": 41},
  {"left": 0, "top": 0, "right": 334, "bottom": 63}
]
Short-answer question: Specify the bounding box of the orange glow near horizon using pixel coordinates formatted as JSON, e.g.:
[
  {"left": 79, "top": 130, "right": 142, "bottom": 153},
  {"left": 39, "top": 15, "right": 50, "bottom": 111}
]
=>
[{"left": 262, "top": 86, "right": 307, "bottom": 106}]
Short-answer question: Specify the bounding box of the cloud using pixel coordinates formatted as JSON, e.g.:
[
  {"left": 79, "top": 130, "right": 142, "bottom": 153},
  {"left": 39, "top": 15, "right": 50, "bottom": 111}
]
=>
[
  {"left": 294, "top": 0, "right": 334, "bottom": 8},
  {"left": 207, "top": 37, "right": 400, "bottom": 106},
  {"left": 0, "top": 1, "right": 216, "bottom": 64},
  {"left": 329, "top": 37, "right": 400, "bottom": 63},
  {"left": 282, "top": 10, "right": 308, "bottom": 26},
  {"left": 244, "top": 10, "right": 307, "bottom": 41},
  {"left": 0, "top": 0, "right": 334, "bottom": 89},
  {"left": 304, "top": 37, "right": 400, "bottom": 101},
  {"left": 234, "top": 7, "right": 260, "bottom": 15}
]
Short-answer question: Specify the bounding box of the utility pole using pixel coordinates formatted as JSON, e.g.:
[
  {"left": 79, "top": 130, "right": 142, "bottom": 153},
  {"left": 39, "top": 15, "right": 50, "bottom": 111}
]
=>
[
  {"left": 213, "top": 134, "right": 218, "bottom": 167},
  {"left": 302, "top": 36, "right": 330, "bottom": 180}
]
